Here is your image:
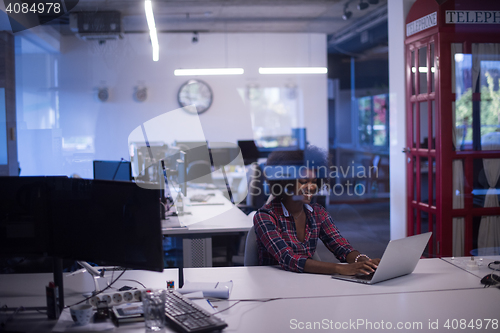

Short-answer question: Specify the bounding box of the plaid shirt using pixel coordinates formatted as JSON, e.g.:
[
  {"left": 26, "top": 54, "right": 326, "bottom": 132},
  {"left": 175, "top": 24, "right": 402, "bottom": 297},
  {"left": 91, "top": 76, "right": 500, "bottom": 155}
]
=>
[{"left": 253, "top": 198, "right": 354, "bottom": 272}]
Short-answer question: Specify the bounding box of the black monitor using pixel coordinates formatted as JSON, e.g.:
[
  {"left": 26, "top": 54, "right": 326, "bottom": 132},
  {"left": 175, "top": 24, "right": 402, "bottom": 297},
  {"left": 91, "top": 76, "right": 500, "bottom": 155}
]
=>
[
  {"left": 93, "top": 160, "right": 132, "bottom": 181},
  {"left": 237, "top": 140, "right": 260, "bottom": 165},
  {"left": 50, "top": 178, "right": 163, "bottom": 272},
  {"left": 0, "top": 176, "right": 63, "bottom": 258},
  {"left": 1, "top": 176, "right": 163, "bottom": 272},
  {"left": 0, "top": 176, "right": 163, "bottom": 311}
]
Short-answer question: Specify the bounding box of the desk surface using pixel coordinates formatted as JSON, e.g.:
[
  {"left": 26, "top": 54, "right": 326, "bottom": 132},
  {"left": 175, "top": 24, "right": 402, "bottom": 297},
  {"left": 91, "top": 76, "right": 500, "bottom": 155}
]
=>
[
  {"left": 441, "top": 256, "right": 500, "bottom": 278},
  {"left": 1, "top": 258, "right": 499, "bottom": 333},
  {"left": 162, "top": 189, "right": 252, "bottom": 235},
  {"left": 182, "top": 258, "right": 489, "bottom": 300}
]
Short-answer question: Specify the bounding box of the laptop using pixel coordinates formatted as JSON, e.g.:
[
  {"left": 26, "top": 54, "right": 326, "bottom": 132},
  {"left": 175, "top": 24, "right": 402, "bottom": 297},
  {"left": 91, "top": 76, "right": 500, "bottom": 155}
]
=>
[{"left": 331, "top": 232, "right": 432, "bottom": 285}]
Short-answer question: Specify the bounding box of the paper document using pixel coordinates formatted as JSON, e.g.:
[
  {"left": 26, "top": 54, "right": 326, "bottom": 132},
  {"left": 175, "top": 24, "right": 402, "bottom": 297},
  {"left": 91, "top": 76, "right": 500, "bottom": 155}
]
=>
[{"left": 177, "top": 281, "right": 233, "bottom": 299}]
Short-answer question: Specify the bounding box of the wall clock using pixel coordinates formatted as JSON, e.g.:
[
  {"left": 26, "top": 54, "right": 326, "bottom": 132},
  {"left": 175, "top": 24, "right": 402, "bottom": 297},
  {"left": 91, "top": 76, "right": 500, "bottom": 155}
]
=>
[{"left": 177, "top": 79, "right": 213, "bottom": 114}]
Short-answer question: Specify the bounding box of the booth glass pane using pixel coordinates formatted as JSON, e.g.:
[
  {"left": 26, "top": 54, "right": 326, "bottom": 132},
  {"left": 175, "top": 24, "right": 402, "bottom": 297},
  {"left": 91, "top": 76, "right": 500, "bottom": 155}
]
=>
[
  {"left": 475, "top": 215, "right": 500, "bottom": 256},
  {"left": 420, "top": 156, "right": 429, "bottom": 205},
  {"left": 430, "top": 43, "right": 435, "bottom": 93},
  {"left": 476, "top": 45, "right": 500, "bottom": 142},
  {"left": 431, "top": 157, "right": 436, "bottom": 207},
  {"left": 473, "top": 158, "right": 500, "bottom": 208},
  {"left": 413, "top": 208, "right": 418, "bottom": 235},
  {"left": 413, "top": 156, "right": 417, "bottom": 202},
  {"left": 0, "top": 88, "right": 6, "bottom": 165},
  {"left": 412, "top": 103, "right": 417, "bottom": 148},
  {"left": 454, "top": 97, "right": 472, "bottom": 151},
  {"left": 411, "top": 50, "right": 416, "bottom": 96},
  {"left": 418, "top": 46, "right": 428, "bottom": 94},
  {"left": 431, "top": 100, "right": 436, "bottom": 150},
  {"left": 453, "top": 44, "right": 474, "bottom": 149},
  {"left": 452, "top": 159, "right": 465, "bottom": 210},
  {"left": 451, "top": 43, "right": 464, "bottom": 95},
  {"left": 420, "top": 101, "right": 428, "bottom": 148}
]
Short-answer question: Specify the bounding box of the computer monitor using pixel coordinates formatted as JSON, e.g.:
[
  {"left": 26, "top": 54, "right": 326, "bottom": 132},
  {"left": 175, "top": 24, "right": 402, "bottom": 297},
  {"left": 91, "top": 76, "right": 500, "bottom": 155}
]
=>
[
  {"left": 0, "top": 176, "right": 62, "bottom": 258},
  {"left": 174, "top": 141, "right": 209, "bottom": 165},
  {"left": 237, "top": 140, "right": 260, "bottom": 165},
  {"left": 93, "top": 160, "right": 132, "bottom": 181},
  {"left": 0, "top": 176, "right": 164, "bottom": 311},
  {"left": 50, "top": 178, "right": 164, "bottom": 272}
]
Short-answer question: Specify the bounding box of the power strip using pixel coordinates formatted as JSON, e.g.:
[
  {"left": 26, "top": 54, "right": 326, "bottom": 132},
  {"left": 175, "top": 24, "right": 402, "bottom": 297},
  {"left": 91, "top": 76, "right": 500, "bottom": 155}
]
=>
[{"left": 89, "top": 289, "right": 143, "bottom": 307}]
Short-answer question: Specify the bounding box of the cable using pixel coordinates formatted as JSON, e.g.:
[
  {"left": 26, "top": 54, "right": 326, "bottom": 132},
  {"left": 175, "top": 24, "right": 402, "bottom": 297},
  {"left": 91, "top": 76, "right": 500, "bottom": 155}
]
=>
[
  {"left": 64, "top": 268, "right": 128, "bottom": 309},
  {"left": 118, "top": 279, "right": 147, "bottom": 289},
  {"left": 487, "top": 260, "right": 500, "bottom": 271},
  {"left": 210, "top": 297, "right": 283, "bottom": 315}
]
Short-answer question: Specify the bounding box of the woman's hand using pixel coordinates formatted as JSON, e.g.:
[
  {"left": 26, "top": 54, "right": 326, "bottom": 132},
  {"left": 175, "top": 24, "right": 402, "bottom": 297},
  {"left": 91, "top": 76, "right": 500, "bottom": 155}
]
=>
[{"left": 337, "top": 259, "right": 378, "bottom": 276}]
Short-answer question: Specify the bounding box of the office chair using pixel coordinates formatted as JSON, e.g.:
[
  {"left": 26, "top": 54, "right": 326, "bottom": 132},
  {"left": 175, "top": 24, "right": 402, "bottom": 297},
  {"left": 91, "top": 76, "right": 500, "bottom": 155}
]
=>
[
  {"left": 237, "top": 163, "right": 269, "bottom": 214},
  {"left": 244, "top": 212, "right": 321, "bottom": 266},
  {"left": 186, "top": 160, "right": 213, "bottom": 184}
]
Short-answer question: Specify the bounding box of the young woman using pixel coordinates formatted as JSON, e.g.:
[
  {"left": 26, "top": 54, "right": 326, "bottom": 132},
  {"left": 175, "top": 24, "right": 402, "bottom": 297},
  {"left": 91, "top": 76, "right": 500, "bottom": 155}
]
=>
[{"left": 253, "top": 146, "right": 380, "bottom": 275}]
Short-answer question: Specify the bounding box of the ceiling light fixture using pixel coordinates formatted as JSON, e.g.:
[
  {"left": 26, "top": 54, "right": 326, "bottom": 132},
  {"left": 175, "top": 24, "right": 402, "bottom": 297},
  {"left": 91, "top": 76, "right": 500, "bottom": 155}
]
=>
[
  {"left": 145, "top": 0, "right": 159, "bottom": 61},
  {"left": 174, "top": 68, "right": 244, "bottom": 76},
  {"left": 258, "top": 67, "right": 328, "bottom": 75},
  {"left": 342, "top": 3, "right": 352, "bottom": 20},
  {"left": 357, "top": 0, "right": 369, "bottom": 10}
]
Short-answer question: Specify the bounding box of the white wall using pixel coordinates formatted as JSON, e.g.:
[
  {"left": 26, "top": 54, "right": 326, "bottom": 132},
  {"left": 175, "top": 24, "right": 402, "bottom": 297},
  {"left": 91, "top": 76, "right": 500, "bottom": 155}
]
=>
[
  {"left": 388, "top": 0, "right": 416, "bottom": 240},
  {"left": 17, "top": 32, "right": 328, "bottom": 177}
]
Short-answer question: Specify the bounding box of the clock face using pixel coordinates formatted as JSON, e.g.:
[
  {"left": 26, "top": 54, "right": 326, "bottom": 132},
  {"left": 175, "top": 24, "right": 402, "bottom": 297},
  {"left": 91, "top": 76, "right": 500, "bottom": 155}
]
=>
[{"left": 177, "top": 80, "right": 213, "bottom": 114}]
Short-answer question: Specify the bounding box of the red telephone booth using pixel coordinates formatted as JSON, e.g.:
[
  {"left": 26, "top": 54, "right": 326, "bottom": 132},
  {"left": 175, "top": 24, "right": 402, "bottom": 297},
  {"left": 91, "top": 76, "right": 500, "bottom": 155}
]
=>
[{"left": 405, "top": 0, "right": 500, "bottom": 257}]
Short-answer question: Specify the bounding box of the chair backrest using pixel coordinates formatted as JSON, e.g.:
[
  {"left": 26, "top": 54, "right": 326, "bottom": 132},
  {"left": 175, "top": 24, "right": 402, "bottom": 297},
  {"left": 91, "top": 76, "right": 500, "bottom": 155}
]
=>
[
  {"left": 244, "top": 212, "right": 259, "bottom": 266},
  {"left": 244, "top": 225, "right": 259, "bottom": 266},
  {"left": 245, "top": 163, "right": 268, "bottom": 209},
  {"left": 244, "top": 211, "right": 321, "bottom": 266}
]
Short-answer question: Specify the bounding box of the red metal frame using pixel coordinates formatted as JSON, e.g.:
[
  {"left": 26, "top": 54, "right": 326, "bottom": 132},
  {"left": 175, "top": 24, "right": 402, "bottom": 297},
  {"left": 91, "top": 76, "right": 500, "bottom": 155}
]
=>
[{"left": 406, "top": 0, "right": 500, "bottom": 257}]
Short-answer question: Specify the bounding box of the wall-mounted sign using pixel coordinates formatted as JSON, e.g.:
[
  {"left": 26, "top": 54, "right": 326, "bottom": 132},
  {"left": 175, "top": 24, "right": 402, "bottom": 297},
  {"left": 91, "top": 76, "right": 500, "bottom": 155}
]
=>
[
  {"left": 446, "top": 11, "right": 500, "bottom": 24},
  {"left": 406, "top": 12, "right": 437, "bottom": 37}
]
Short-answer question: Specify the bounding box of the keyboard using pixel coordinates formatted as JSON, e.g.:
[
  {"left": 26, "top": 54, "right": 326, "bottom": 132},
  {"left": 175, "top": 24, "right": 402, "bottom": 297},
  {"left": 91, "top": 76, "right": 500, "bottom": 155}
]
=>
[{"left": 164, "top": 290, "right": 228, "bottom": 333}]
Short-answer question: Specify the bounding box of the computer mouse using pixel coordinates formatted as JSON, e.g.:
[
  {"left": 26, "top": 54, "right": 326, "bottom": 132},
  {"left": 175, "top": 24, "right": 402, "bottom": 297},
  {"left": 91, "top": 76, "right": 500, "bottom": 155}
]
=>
[{"left": 480, "top": 274, "right": 499, "bottom": 286}]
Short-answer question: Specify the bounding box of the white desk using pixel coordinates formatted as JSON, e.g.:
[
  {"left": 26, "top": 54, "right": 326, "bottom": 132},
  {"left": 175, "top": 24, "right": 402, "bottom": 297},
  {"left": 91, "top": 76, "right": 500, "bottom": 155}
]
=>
[
  {"left": 217, "top": 288, "right": 500, "bottom": 333},
  {"left": 441, "top": 255, "right": 500, "bottom": 278},
  {"left": 181, "top": 258, "right": 488, "bottom": 300},
  {"left": 1, "top": 258, "right": 499, "bottom": 333},
  {"left": 162, "top": 189, "right": 252, "bottom": 267}
]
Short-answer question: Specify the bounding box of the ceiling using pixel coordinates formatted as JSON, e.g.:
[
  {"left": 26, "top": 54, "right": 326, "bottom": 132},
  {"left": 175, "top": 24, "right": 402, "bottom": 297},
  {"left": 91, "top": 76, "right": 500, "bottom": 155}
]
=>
[{"left": 41, "top": 0, "right": 388, "bottom": 56}]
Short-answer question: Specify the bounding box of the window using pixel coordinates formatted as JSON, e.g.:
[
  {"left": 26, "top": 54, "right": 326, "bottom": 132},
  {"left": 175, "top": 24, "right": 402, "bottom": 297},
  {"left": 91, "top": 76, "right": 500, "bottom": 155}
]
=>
[
  {"left": 357, "top": 94, "right": 389, "bottom": 148},
  {"left": 246, "top": 86, "right": 300, "bottom": 148}
]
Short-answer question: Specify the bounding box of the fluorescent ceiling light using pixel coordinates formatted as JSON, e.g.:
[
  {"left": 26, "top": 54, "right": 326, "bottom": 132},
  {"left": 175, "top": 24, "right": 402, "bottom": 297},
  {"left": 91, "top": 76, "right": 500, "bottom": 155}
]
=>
[
  {"left": 259, "top": 67, "right": 328, "bottom": 74},
  {"left": 145, "top": 0, "right": 159, "bottom": 61},
  {"left": 174, "top": 68, "right": 244, "bottom": 76}
]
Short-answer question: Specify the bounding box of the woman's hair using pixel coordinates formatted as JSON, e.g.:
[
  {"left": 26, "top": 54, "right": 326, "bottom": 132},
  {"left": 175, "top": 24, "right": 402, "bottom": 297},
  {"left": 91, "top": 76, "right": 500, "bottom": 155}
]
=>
[{"left": 264, "top": 145, "right": 330, "bottom": 199}]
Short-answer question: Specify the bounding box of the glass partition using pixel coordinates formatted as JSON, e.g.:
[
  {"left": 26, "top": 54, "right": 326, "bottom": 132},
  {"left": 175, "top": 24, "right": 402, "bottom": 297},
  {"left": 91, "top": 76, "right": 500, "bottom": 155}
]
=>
[{"left": 0, "top": 88, "right": 6, "bottom": 165}]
